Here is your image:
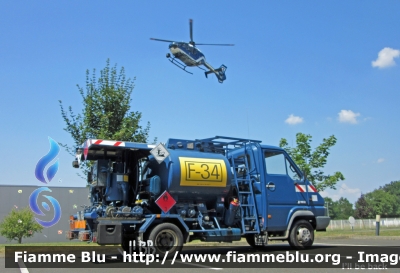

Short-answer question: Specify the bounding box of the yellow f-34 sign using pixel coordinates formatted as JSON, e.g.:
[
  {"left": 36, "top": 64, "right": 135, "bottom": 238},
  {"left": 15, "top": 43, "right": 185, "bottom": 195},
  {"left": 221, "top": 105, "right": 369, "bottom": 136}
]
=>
[{"left": 179, "top": 157, "right": 227, "bottom": 187}]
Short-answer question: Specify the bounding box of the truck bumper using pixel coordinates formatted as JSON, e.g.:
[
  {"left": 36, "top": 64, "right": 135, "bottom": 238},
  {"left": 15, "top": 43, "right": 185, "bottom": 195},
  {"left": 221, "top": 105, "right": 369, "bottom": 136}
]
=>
[{"left": 315, "top": 216, "right": 330, "bottom": 231}]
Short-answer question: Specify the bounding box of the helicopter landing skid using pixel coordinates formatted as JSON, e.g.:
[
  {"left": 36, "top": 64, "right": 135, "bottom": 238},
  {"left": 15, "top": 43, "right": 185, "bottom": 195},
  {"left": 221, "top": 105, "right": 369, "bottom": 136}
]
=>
[{"left": 167, "top": 56, "right": 193, "bottom": 74}]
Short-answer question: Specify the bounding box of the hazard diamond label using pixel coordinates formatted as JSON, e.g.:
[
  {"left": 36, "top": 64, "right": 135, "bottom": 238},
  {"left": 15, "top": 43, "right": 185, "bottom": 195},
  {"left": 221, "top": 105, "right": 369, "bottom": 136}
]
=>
[
  {"left": 155, "top": 190, "right": 176, "bottom": 213},
  {"left": 150, "top": 143, "right": 170, "bottom": 164}
]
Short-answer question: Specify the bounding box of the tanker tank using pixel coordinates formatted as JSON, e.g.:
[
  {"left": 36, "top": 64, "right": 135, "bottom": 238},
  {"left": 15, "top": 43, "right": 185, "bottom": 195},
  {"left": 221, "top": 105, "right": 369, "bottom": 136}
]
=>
[{"left": 143, "top": 148, "right": 234, "bottom": 205}]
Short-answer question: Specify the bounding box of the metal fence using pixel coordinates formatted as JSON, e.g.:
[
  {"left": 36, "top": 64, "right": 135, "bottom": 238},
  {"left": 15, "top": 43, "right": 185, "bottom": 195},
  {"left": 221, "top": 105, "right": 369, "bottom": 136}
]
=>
[{"left": 328, "top": 218, "right": 400, "bottom": 230}]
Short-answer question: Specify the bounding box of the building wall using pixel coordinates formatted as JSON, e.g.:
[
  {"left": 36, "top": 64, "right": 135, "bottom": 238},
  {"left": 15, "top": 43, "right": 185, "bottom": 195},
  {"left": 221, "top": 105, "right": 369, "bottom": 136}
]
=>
[{"left": 0, "top": 185, "right": 89, "bottom": 244}]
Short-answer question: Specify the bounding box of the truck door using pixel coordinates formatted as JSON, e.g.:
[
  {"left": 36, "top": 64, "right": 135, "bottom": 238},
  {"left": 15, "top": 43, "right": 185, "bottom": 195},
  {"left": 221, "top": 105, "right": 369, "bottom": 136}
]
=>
[{"left": 263, "top": 149, "right": 303, "bottom": 231}]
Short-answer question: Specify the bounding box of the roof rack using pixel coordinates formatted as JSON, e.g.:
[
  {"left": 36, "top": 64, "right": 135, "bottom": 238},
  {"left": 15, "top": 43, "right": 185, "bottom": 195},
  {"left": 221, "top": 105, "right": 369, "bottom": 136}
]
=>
[
  {"left": 191, "top": 136, "right": 261, "bottom": 154},
  {"left": 196, "top": 136, "right": 261, "bottom": 146}
]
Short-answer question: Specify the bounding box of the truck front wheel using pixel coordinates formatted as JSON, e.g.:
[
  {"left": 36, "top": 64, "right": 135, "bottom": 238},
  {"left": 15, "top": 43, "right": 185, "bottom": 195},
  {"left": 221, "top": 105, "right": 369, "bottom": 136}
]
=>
[
  {"left": 288, "top": 220, "right": 314, "bottom": 249},
  {"left": 147, "top": 223, "right": 183, "bottom": 257}
]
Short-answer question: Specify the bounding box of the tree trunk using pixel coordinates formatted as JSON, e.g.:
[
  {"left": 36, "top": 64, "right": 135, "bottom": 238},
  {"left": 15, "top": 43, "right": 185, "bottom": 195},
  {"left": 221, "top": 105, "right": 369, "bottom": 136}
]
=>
[{"left": 18, "top": 237, "right": 22, "bottom": 244}]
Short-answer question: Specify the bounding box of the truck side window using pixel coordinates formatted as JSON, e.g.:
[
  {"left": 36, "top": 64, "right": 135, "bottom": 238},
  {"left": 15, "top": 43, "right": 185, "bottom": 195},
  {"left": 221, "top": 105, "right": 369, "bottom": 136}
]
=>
[
  {"left": 286, "top": 158, "right": 301, "bottom": 181},
  {"left": 264, "top": 152, "right": 286, "bottom": 175}
]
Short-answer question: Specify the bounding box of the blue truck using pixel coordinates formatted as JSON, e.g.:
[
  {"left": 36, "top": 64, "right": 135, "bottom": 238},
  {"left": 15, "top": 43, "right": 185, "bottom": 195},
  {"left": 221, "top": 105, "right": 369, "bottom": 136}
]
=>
[{"left": 68, "top": 136, "right": 330, "bottom": 255}]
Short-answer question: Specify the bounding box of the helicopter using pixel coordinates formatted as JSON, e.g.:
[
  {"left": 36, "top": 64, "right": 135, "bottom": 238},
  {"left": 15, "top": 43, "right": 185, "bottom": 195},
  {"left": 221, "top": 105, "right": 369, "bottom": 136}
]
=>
[{"left": 150, "top": 19, "right": 234, "bottom": 83}]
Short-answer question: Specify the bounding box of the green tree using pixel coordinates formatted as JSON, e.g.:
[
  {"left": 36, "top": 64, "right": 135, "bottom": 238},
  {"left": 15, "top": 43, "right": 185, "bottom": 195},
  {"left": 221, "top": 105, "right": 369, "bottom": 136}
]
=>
[
  {"left": 324, "top": 197, "right": 354, "bottom": 220},
  {"left": 354, "top": 194, "right": 372, "bottom": 219},
  {"left": 380, "top": 180, "right": 400, "bottom": 195},
  {"left": 380, "top": 181, "right": 400, "bottom": 215},
  {"left": 279, "top": 133, "right": 344, "bottom": 192},
  {"left": 59, "top": 59, "right": 153, "bottom": 176},
  {"left": 355, "top": 181, "right": 400, "bottom": 219},
  {"left": 364, "top": 190, "right": 397, "bottom": 218},
  {"left": 0, "top": 207, "right": 43, "bottom": 244},
  {"left": 332, "top": 197, "right": 354, "bottom": 220}
]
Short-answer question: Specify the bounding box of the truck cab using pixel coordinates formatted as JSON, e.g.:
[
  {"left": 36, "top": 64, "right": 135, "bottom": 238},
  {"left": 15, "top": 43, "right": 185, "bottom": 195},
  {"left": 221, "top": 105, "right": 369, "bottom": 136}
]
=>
[{"left": 227, "top": 139, "right": 329, "bottom": 248}]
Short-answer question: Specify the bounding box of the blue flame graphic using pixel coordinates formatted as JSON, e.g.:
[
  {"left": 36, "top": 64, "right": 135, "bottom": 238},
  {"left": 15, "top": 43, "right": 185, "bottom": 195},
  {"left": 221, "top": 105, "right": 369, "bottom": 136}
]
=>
[
  {"left": 30, "top": 137, "right": 62, "bottom": 227},
  {"left": 29, "top": 187, "right": 62, "bottom": 228},
  {"left": 35, "top": 137, "right": 60, "bottom": 183}
]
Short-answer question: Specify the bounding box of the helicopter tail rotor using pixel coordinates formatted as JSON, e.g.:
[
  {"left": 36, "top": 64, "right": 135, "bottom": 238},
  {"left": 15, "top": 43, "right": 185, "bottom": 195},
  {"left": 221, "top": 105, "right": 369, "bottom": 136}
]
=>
[
  {"left": 215, "top": 65, "right": 227, "bottom": 83},
  {"left": 204, "top": 64, "right": 227, "bottom": 83}
]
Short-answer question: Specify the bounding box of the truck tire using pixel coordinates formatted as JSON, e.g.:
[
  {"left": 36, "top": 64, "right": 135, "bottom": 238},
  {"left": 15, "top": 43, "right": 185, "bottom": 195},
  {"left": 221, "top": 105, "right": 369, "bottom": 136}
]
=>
[
  {"left": 245, "top": 235, "right": 266, "bottom": 249},
  {"left": 288, "top": 220, "right": 314, "bottom": 249},
  {"left": 147, "top": 223, "right": 183, "bottom": 257}
]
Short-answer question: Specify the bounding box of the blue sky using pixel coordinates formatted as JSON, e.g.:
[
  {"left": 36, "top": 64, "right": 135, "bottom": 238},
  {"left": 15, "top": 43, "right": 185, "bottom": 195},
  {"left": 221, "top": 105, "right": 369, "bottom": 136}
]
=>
[{"left": 1, "top": 1, "right": 399, "bottom": 205}]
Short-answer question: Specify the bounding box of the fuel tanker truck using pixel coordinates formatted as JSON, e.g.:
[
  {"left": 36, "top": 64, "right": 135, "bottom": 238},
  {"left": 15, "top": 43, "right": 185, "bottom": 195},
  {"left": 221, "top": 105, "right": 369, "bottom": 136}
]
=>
[{"left": 67, "top": 136, "right": 330, "bottom": 255}]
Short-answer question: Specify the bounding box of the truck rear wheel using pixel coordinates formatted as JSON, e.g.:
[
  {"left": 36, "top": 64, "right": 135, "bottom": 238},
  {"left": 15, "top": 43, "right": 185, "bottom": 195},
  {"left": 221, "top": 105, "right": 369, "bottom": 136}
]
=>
[
  {"left": 147, "top": 223, "right": 183, "bottom": 257},
  {"left": 288, "top": 220, "right": 314, "bottom": 249}
]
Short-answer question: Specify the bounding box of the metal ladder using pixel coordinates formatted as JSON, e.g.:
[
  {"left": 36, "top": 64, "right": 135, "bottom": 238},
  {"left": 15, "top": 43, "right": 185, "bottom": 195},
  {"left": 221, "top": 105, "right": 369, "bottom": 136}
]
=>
[{"left": 230, "top": 156, "right": 260, "bottom": 234}]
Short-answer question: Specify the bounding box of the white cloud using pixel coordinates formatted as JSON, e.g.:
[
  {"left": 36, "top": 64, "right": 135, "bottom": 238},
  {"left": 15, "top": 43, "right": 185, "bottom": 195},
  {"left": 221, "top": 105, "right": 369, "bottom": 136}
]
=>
[
  {"left": 372, "top": 47, "right": 400, "bottom": 69},
  {"left": 321, "top": 183, "right": 361, "bottom": 204},
  {"left": 339, "top": 183, "right": 361, "bottom": 196},
  {"left": 285, "top": 114, "right": 303, "bottom": 125},
  {"left": 320, "top": 192, "right": 341, "bottom": 201},
  {"left": 377, "top": 158, "right": 385, "bottom": 163},
  {"left": 338, "top": 110, "right": 360, "bottom": 124}
]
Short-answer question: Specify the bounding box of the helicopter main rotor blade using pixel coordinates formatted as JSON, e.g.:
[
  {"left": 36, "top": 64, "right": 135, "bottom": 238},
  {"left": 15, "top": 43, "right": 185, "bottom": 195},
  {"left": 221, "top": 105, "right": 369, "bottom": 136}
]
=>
[
  {"left": 189, "top": 19, "right": 194, "bottom": 43},
  {"left": 195, "top": 43, "right": 235, "bottom": 46},
  {"left": 150, "top": 38, "right": 177, "bottom": 43}
]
